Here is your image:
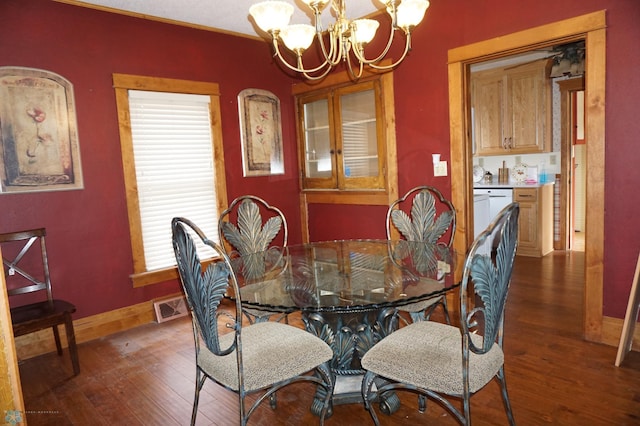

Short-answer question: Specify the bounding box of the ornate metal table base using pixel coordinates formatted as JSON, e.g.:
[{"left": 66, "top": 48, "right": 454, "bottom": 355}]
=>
[
  {"left": 303, "top": 306, "right": 401, "bottom": 416},
  {"left": 231, "top": 240, "right": 457, "bottom": 417}
]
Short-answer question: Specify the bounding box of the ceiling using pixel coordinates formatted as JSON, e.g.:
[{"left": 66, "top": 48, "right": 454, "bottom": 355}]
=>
[{"left": 63, "top": 0, "right": 382, "bottom": 39}]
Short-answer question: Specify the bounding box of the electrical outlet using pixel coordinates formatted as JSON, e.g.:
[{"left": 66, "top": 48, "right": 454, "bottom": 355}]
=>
[
  {"left": 478, "top": 158, "right": 484, "bottom": 167},
  {"left": 434, "top": 161, "right": 448, "bottom": 177},
  {"left": 515, "top": 156, "right": 522, "bottom": 165},
  {"left": 550, "top": 154, "right": 557, "bottom": 165}
]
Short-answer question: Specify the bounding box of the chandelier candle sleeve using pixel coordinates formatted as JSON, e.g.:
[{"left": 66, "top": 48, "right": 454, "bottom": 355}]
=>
[{"left": 249, "top": 0, "right": 430, "bottom": 81}]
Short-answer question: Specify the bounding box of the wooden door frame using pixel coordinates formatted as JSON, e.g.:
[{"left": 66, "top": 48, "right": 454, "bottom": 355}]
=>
[
  {"left": 0, "top": 246, "right": 26, "bottom": 420},
  {"left": 447, "top": 11, "right": 606, "bottom": 343}
]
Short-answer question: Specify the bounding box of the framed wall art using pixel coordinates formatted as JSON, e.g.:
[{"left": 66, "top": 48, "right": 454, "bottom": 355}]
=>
[
  {"left": 0, "top": 66, "right": 83, "bottom": 194},
  {"left": 238, "top": 88, "right": 284, "bottom": 177}
]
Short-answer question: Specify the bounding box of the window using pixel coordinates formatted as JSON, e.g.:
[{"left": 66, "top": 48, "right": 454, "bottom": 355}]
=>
[{"left": 113, "top": 74, "right": 228, "bottom": 287}]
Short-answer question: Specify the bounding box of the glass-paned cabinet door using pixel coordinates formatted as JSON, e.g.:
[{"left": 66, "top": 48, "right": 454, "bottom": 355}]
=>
[
  {"left": 336, "top": 81, "right": 384, "bottom": 190},
  {"left": 303, "top": 97, "right": 334, "bottom": 180},
  {"left": 339, "top": 87, "right": 378, "bottom": 181},
  {"left": 297, "top": 79, "right": 385, "bottom": 191}
]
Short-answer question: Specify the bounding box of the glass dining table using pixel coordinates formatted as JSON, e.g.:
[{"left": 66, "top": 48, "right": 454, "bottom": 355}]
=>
[{"left": 226, "top": 239, "right": 457, "bottom": 415}]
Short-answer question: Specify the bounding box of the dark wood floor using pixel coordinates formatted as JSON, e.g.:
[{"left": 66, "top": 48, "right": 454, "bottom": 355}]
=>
[{"left": 18, "top": 250, "right": 640, "bottom": 425}]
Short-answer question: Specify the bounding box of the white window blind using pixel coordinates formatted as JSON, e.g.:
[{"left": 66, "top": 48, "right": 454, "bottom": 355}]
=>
[
  {"left": 128, "top": 90, "right": 219, "bottom": 271},
  {"left": 340, "top": 89, "right": 379, "bottom": 178}
]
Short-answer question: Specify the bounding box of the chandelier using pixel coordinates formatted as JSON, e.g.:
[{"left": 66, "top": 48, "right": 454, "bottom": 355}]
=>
[{"left": 249, "top": 0, "right": 430, "bottom": 80}]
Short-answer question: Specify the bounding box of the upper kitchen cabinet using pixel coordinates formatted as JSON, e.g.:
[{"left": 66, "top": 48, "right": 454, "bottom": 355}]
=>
[
  {"left": 294, "top": 74, "right": 395, "bottom": 195},
  {"left": 472, "top": 59, "right": 551, "bottom": 156}
]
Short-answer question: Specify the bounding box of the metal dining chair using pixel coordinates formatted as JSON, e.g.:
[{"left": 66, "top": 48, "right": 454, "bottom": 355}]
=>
[
  {"left": 171, "top": 217, "right": 334, "bottom": 426},
  {"left": 362, "top": 203, "right": 519, "bottom": 426},
  {"left": 385, "top": 185, "right": 456, "bottom": 324},
  {"left": 218, "top": 195, "right": 289, "bottom": 323}
]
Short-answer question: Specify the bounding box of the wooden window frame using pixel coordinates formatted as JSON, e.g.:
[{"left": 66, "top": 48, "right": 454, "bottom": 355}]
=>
[{"left": 113, "top": 74, "right": 228, "bottom": 287}]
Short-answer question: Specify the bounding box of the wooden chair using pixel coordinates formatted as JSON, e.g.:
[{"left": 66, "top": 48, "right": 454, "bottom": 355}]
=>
[
  {"left": 218, "top": 195, "right": 289, "bottom": 323},
  {"left": 386, "top": 185, "right": 456, "bottom": 324},
  {"left": 171, "top": 217, "right": 334, "bottom": 426},
  {"left": 362, "top": 203, "right": 519, "bottom": 425},
  {"left": 0, "top": 228, "right": 79, "bottom": 375}
]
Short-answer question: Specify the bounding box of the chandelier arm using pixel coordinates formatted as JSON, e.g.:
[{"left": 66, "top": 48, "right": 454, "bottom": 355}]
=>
[
  {"left": 351, "top": 22, "right": 398, "bottom": 66},
  {"left": 345, "top": 50, "right": 366, "bottom": 81},
  {"left": 316, "top": 27, "right": 343, "bottom": 67},
  {"left": 309, "top": 6, "right": 338, "bottom": 66},
  {"left": 300, "top": 62, "right": 334, "bottom": 81},
  {"left": 366, "top": 31, "right": 412, "bottom": 70},
  {"left": 270, "top": 36, "right": 333, "bottom": 75}
]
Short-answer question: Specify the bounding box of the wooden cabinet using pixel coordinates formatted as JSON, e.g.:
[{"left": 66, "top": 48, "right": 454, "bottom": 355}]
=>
[
  {"left": 472, "top": 60, "right": 551, "bottom": 156},
  {"left": 292, "top": 71, "right": 398, "bottom": 242},
  {"left": 514, "top": 185, "right": 554, "bottom": 257},
  {"left": 296, "top": 79, "right": 387, "bottom": 191}
]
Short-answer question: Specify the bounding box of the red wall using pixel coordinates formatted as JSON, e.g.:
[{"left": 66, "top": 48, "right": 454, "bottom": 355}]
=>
[
  {"left": 0, "top": 0, "right": 302, "bottom": 318},
  {"left": 395, "top": 0, "right": 640, "bottom": 320},
  {"left": 1, "top": 0, "right": 639, "bottom": 320},
  {"left": 305, "top": 0, "right": 640, "bottom": 319}
]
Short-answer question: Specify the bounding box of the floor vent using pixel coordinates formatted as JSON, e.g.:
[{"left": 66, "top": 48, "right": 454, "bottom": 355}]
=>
[{"left": 153, "top": 295, "right": 189, "bottom": 323}]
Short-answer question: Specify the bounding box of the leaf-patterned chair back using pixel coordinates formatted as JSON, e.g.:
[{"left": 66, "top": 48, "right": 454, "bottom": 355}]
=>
[
  {"left": 172, "top": 217, "right": 240, "bottom": 356},
  {"left": 460, "top": 203, "right": 519, "bottom": 354},
  {"left": 386, "top": 186, "right": 456, "bottom": 247},
  {"left": 218, "top": 196, "right": 288, "bottom": 281},
  {"left": 386, "top": 186, "right": 456, "bottom": 276}
]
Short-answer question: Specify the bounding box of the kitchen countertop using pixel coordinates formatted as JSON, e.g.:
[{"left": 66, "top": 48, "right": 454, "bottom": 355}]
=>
[{"left": 474, "top": 181, "right": 555, "bottom": 189}]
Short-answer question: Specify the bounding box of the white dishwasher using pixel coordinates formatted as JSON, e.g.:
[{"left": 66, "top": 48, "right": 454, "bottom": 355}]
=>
[
  {"left": 473, "top": 188, "right": 513, "bottom": 225},
  {"left": 473, "top": 194, "right": 491, "bottom": 238}
]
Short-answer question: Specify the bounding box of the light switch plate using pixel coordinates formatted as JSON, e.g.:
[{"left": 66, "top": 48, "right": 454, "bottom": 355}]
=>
[
  {"left": 550, "top": 154, "right": 557, "bottom": 165},
  {"left": 434, "top": 161, "right": 448, "bottom": 177}
]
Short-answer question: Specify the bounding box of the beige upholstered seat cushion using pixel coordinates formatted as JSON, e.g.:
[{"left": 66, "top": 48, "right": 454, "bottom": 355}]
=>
[
  {"left": 361, "top": 321, "right": 504, "bottom": 395},
  {"left": 197, "top": 321, "right": 333, "bottom": 392}
]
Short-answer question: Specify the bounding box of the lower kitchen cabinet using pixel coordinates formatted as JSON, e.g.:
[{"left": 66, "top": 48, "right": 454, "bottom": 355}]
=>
[{"left": 514, "top": 184, "right": 554, "bottom": 257}]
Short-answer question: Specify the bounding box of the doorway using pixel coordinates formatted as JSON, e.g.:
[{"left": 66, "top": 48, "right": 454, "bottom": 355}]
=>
[
  {"left": 557, "top": 78, "right": 586, "bottom": 252},
  {"left": 469, "top": 52, "right": 585, "bottom": 254},
  {"left": 447, "top": 11, "right": 607, "bottom": 343},
  {"left": 572, "top": 90, "right": 586, "bottom": 252},
  {"left": 572, "top": 142, "right": 586, "bottom": 251}
]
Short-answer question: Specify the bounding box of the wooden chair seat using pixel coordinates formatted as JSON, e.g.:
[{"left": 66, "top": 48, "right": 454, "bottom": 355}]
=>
[{"left": 11, "top": 300, "right": 76, "bottom": 334}]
